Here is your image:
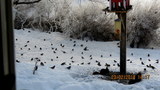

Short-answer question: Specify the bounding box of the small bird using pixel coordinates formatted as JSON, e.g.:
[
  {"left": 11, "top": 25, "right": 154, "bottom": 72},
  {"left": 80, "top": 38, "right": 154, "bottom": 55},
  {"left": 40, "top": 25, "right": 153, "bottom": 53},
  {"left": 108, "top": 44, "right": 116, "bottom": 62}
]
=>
[
  {"left": 156, "top": 60, "right": 159, "bottom": 63},
  {"left": 114, "top": 60, "right": 117, "bottom": 63},
  {"left": 73, "top": 44, "right": 76, "bottom": 47},
  {"left": 51, "top": 44, "right": 53, "bottom": 46},
  {"left": 148, "top": 59, "right": 151, "bottom": 61},
  {"left": 72, "top": 49, "right": 74, "bottom": 51},
  {"left": 28, "top": 31, "right": 31, "bottom": 33},
  {"left": 16, "top": 38, "right": 18, "bottom": 41},
  {"left": 71, "top": 61, "right": 74, "bottom": 63},
  {"left": 113, "top": 64, "right": 115, "bottom": 66},
  {"left": 81, "top": 52, "right": 83, "bottom": 54},
  {"left": 81, "top": 56, "right": 84, "bottom": 59},
  {"left": 73, "top": 41, "right": 76, "bottom": 43},
  {"left": 80, "top": 44, "right": 83, "bottom": 47},
  {"left": 110, "top": 54, "right": 112, "bottom": 57},
  {"left": 40, "top": 48, "right": 42, "bottom": 50},
  {"left": 34, "top": 46, "right": 37, "bottom": 48},
  {"left": 62, "top": 51, "right": 66, "bottom": 54},
  {"left": 16, "top": 60, "right": 20, "bottom": 63},
  {"left": 140, "top": 58, "right": 142, "bottom": 60},
  {"left": 50, "top": 65, "right": 55, "bottom": 69},
  {"left": 56, "top": 56, "right": 58, "bottom": 58},
  {"left": 87, "top": 62, "right": 90, "bottom": 65},
  {"left": 55, "top": 48, "right": 57, "bottom": 51},
  {"left": 90, "top": 57, "right": 92, "bottom": 60},
  {"left": 66, "top": 66, "right": 71, "bottom": 70},
  {"left": 21, "top": 54, "right": 23, "bottom": 56},
  {"left": 31, "top": 58, "right": 33, "bottom": 61},
  {"left": 90, "top": 55, "right": 92, "bottom": 57},
  {"left": 27, "top": 41, "right": 30, "bottom": 43},
  {"left": 40, "top": 62, "right": 44, "bottom": 66},
  {"left": 105, "top": 63, "right": 110, "bottom": 67},
  {"left": 52, "top": 48, "right": 54, "bottom": 50},
  {"left": 70, "top": 39, "right": 72, "bottom": 41},
  {"left": 97, "top": 62, "right": 101, "bottom": 66},
  {"left": 117, "top": 63, "right": 120, "bottom": 67},
  {"left": 84, "top": 47, "right": 89, "bottom": 51},
  {"left": 40, "top": 53, "right": 44, "bottom": 56},
  {"left": 61, "top": 62, "right": 66, "bottom": 65},
  {"left": 141, "top": 62, "right": 144, "bottom": 65},
  {"left": 130, "top": 61, "right": 132, "bottom": 63},
  {"left": 101, "top": 55, "right": 103, "bottom": 58},
  {"left": 24, "top": 45, "right": 27, "bottom": 47},
  {"left": 127, "top": 59, "right": 130, "bottom": 61},
  {"left": 81, "top": 62, "right": 84, "bottom": 65},
  {"left": 53, "top": 51, "right": 56, "bottom": 53},
  {"left": 51, "top": 59, "right": 53, "bottom": 61},
  {"left": 28, "top": 48, "right": 30, "bottom": 50},
  {"left": 44, "top": 39, "right": 46, "bottom": 41},
  {"left": 148, "top": 54, "right": 150, "bottom": 57},
  {"left": 70, "top": 57, "right": 73, "bottom": 59},
  {"left": 131, "top": 53, "right": 133, "bottom": 56},
  {"left": 144, "top": 68, "right": 146, "bottom": 72}
]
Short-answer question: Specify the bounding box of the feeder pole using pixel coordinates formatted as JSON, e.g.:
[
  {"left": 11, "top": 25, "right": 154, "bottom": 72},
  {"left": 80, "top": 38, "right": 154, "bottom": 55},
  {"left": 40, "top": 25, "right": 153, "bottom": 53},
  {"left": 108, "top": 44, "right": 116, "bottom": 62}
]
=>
[{"left": 117, "top": 13, "right": 127, "bottom": 75}]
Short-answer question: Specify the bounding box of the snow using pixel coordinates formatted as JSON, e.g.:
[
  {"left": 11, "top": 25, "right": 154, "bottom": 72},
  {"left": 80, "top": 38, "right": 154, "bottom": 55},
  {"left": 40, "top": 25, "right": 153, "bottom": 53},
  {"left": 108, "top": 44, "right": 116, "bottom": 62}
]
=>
[{"left": 15, "top": 29, "right": 160, "bottom": 90}]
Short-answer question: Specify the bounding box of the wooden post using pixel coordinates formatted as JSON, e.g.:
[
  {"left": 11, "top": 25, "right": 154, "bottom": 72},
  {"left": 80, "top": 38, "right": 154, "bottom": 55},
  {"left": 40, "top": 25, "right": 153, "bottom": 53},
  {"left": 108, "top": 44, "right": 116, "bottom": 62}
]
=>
[{"left": 117, "top": 13, "right": 127, "bottom": 75}]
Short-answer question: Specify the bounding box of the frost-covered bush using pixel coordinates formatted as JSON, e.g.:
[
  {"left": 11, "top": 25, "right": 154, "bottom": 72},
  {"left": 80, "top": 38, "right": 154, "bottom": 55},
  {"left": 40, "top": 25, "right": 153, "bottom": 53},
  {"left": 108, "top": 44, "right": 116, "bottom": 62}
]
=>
[
  {"left": 127, "top": 0, "right": 160, "bottom": 48},
  {"left": 61, "top": 2, "right": 114, "bottom": 40}
]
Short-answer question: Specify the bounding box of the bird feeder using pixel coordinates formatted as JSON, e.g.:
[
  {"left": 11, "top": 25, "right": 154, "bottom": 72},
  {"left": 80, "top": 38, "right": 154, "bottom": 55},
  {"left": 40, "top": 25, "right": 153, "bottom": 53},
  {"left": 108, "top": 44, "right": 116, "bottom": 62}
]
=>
[
  {"left": 108, "top": 0, "right": 132, "bottom": 11},
  {"left": 114, "top": 19, "right": 121, "bottom": 40}
]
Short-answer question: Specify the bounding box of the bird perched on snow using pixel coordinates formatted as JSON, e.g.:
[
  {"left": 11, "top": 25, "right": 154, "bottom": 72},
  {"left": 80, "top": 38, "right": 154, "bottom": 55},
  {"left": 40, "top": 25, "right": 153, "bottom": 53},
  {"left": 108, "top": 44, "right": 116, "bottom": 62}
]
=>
[
  {"left": 84, "top": 47, "right": 89, "bottom": 51},
  {"left": 141, "top": 62, "right": 144, "bottom": 65},
  {"left": 97, "top": 62, "right": 101, "bottom": 66},
  {"left": 66, "top": 66, "right": 71, "bottom": 70},
  {"left": 148, "top": 54, "right": 150, "bottom": 57},
  {"left": 61, "top": 62, "right": 66, "bottom": 65},
  {"left": 50, "top": 65, "right": 55, "bottom": 69},
  {"left": 16, "top": 60, "right": 20, "bottom": 63},
  {"left": 40, "top": 62, "right": 44, "bottom": 66}
]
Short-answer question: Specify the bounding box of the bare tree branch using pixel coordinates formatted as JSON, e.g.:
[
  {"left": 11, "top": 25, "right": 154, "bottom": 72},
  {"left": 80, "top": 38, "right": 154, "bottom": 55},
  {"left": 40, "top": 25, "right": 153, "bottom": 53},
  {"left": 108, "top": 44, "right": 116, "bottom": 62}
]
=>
[{"left": 13, "top": 0, "right": 41, "bottom": 5}]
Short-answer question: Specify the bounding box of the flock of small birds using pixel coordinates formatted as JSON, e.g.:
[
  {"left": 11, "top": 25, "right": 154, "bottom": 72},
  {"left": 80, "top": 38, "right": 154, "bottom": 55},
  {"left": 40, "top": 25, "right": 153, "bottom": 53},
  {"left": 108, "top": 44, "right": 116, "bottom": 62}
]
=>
[{"left": 15, "top": 30, "right": 159, "bottom": 76}]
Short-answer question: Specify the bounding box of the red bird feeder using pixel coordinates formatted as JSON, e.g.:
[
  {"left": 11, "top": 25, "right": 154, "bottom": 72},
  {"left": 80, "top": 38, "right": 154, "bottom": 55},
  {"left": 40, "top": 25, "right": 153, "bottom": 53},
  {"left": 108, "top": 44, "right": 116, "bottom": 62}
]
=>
[{"left": 108, "top": 0, "right": 132, "bottom": 11}]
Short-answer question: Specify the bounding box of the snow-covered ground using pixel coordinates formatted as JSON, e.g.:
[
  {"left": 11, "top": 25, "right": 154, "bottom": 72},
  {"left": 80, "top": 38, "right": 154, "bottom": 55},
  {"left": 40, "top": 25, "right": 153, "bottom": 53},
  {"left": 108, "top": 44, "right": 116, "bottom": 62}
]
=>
[{"left": 15, "top": 29, "right": 160, "bottom": 90}]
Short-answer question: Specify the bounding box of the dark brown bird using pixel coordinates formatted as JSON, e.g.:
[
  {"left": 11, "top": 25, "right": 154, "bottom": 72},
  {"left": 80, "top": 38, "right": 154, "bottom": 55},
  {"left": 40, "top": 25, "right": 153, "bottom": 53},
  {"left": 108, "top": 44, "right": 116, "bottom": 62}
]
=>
[
  {"left": 81, "top": 56, "right": 84, "bottom": 59},
  {"left": 148, "top": 59, "right": 151, "bottom": 61},
  {"left": 40, "top": 62, "right": 44, "bottom": 66},
  {"left": 50, "top": 65, "right": 55, "bottom": 69},
  {"left": 80, "top": 44, "right": 83, "bottom": 47},
  {"left": 156, "top": 60, "right": 159, "bottom": 63},
  {"left": 148, "top": 54, "right": 150, "bottom": 57},
  {"left": 114, "top": 60, "right": 117, "bottom": 63},
  {"left": 73, "top": 44, "right": 76, "bottom": 47},
  {"left": 141, "top": 62, "right": 144, "bottom": 65},
  {"left": 110, "top": 54, "right": 112, "bottom": 57},
  {"left": 131, "top": 53, "right": 133, "bottom": 56},
  {"left": 61, "top": 62, "right": 66, "bottom": 65},
  {"left": 105, "top": 63, "right": 110, "bottom": 67},
  {"left": 140, "top": 58, "right": 142, "bottom": 60},
  {"left": 117, "top": 63, "right": 120, "bottom": 67},
  {"left": 84, "top": 47, "right": 89, "bottom": 51},
  {"left": 16, "top": 60, "right": 20, "bottom": 63},
  {"left": 101, "top": 55, "right": 103, "bottom": 58},
  {"left": 40, "top": 48, "right": 42, "bottom": 50},
  {"left": 81, "top": 62, "right": 84, "bottom": 65},
  {"left": 27, "top": 41, "right": 30, "bottom": 43},
  {"left": 66, "top": 66, "right": 71, "bottom": 70},
  {"left": 70, "top": 57, "right": 73, "bottom": 59},
  {"left": 97, "top": 62, "right": 101, "bottom": 66}
]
